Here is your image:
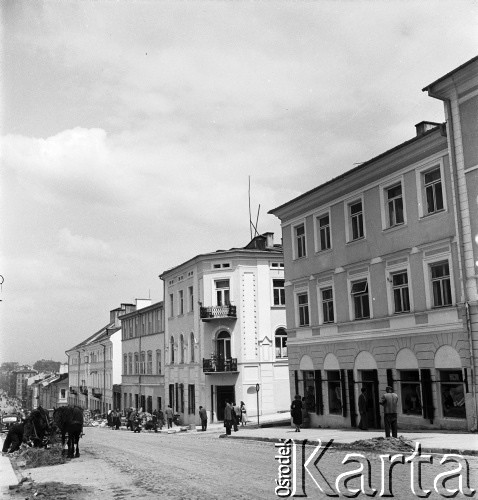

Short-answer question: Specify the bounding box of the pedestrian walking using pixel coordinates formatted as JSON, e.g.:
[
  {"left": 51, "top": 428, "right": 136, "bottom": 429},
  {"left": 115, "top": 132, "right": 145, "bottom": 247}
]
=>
[
  {"left": 165, "top": 405, "right": 174, "bottom": 429},
  {"left": 114, "top": 408, "right": 121, "bottom": 430},
  {"left": 199, "top": 405, "right": 208, "bottom": 431},
  {"left": 158, "top": 408, "right": 164, "bottom": 430},
  {"left": 380, "top": 386, "right": 399, "bottom": 438},
  {"left": 358, "top": 388, "right": 368, "bottom": 430},
  {"left": 126, "top": 407, "right": 134, "bottom": 431},
  {"left": 240, "top": 401, "right": 247, "bottom": 426},
  {"left": 290, "top": 394, "right": 303, "bottom": 432},
  {"left": 224, "top": 401, "right": 233, "bottom": 436}
]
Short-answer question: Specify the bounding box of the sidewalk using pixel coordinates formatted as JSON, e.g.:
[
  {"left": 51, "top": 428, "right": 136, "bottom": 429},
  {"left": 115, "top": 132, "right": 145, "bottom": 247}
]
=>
[
  {"left": 212, "top": 414, "right": 478, "bottom": 456},
  {"left": 0, "top": 436, "right": 19, "bottom": 498}
]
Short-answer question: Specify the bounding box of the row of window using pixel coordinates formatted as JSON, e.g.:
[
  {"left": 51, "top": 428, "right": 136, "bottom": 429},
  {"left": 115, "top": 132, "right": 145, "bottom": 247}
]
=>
[
  {"left": 295, "top": 256, "right": 452, "bottom": 327},
  {"left": 169, "top": 278, "right": 286, "bottom": 318},
  {"left": 298, "top": 368, "right": 465, "bottom": 420},
  {"left": 122, "top": 309, "right": 164, "bottom": 340},
  {"left": 294, "top": 164, "right": 446, "bottom": 258},
  {"left": 123, "top": 350, "right": 162, "bottom": 376}
]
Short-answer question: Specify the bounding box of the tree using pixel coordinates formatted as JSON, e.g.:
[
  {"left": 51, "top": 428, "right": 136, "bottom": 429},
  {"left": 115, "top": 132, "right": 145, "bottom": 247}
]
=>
[
  {"left": 0, "top": 362, "right": 19, "bottom": 373},
  {"left": 33, "top": 359, "right": 61, "bottom": 373}
]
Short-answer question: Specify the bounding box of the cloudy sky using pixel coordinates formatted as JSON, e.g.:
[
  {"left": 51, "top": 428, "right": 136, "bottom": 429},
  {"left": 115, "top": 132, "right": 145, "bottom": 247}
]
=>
[{"left": 1, "top": 0, "right": 477, "bottom": 365}]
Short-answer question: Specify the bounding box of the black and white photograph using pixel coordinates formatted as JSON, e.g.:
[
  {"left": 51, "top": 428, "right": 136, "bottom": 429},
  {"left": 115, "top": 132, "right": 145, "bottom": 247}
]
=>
[{"left": 1, "top": 1, "right": 478, "bottom": 498}]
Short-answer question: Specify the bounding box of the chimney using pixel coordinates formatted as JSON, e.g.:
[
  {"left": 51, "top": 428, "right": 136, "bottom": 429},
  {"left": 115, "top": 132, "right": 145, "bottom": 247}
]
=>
[
  {"left": 415, "top": 121, "right": 441, "bottom": 136},
  {"left": 264, "top": 232, "right": 274, "bottom": 249}
]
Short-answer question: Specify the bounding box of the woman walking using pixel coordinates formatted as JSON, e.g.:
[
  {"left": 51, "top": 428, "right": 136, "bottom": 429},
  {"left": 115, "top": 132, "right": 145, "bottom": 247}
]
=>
[{"left": 290, "top": 394, "right": 303, "bottom": 432}]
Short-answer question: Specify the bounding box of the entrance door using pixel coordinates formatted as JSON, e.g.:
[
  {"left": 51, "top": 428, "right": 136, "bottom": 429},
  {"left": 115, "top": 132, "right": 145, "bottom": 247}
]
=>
[
  {"left": 216, "top": 385, "right": 235, "bottom": 421},
  {"left": 360, "top": 370, "right": 380, "bottom": 429}
]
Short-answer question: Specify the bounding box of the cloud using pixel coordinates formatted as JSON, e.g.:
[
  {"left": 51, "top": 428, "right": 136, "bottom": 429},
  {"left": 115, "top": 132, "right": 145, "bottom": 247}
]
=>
[{"left": 58, "top": 228, "right": 112, "bottom": 259}]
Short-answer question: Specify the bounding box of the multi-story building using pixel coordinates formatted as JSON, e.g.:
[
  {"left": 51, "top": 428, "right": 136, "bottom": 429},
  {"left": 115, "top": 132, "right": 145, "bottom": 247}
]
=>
[
  {"left": 37, "top": 373, "right": 69, "bottom": 409},
  {"left": 423, "top": 56, "right": 478, "bottom": 432},
  {"left": 120, "top": 299, "right": 165, "bottom": 413},
  {"left": 12, "top": 368, "right": 37, "bottom": 407},
  {"left": 270, "top": 58, "right": 477, "bottom": 431},
  {"left": 66, "top": 304, "right": 133, "bottom": 414},
  {"left": 159, "top": 232, "right": 289, "bottom": 425}
]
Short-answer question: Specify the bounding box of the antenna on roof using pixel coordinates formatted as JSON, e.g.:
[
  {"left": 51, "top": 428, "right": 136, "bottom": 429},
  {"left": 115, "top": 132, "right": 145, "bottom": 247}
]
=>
[{"left": 248, "top": 177, "right": 260, "bottom": 239}]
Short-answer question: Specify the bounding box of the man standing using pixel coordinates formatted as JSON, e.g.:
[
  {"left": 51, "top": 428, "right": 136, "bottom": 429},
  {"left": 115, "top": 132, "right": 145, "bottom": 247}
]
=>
[
  {"left": 380, "top": 386, "right": 398, "bottom": 438},
  {"left": 232, "top": 402, "right": 240, "bottom": 431},
  {"left": 224, "top": 401, "right": 233, "bottom": 436},
  {"left": 358, "top": 388, "right": 368, "bottom": 430},
  {"left": 165, "top": 405, "right": 174, "bottom": 429},
  {"left": 199, "top": 405, "right": 207, "bottom": 431}
]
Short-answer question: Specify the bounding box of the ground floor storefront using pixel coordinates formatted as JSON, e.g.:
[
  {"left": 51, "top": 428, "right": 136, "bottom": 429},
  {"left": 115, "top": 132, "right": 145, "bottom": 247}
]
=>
[{"left": 289, "top": 329, "right": 475, "bottom": 431}]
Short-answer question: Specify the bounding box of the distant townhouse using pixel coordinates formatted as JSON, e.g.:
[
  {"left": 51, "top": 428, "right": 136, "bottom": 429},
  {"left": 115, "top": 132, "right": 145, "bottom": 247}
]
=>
[
  {"left": 120, "top": 299, "right": 165, "bottom": 413},
  {"left": 66, "top": 304, "right": 133, "bottom": 414},
  {"left": 270, "top": 57, "right": 478, "bottom": 432},
  {"left": 159, "top": 232, "right": 289, "bottom": 425},
  {"left": 12, "top": 368, "right": 37, "bottom": 406}
]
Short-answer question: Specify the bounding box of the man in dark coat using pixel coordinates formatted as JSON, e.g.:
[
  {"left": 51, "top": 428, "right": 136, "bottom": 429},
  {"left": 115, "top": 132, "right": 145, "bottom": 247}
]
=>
[
  {"left": 199, "top": 406, "right": 207, "bottom": 431},
  {"left": 224, "top": 401, "right": 233, "bottom": 435},
  {"left": 2, "top": 422, "right": 24, "bottom": 453},
  {"left": 380, "top": 386, "right": 399, "bottom": 438},
  {"left": 358, "top": 388, "right": 368, "bottom": 430}
]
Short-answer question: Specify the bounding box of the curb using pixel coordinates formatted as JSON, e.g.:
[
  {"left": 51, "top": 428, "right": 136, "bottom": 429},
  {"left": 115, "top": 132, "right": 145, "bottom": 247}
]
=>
[{"left": 218, "top": 434, "right": 478, "bottom": 456}]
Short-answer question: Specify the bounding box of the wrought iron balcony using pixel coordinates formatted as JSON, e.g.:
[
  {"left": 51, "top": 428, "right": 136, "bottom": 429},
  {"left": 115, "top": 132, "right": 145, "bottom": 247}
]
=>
[
  {"left": 203, "top": 357, "right": 238, "bottom": 373},
  {"left": 200, "top": 305, "right": 237, "bottom": 321},
  {"left": 92, "top": 387, "right": 102, "bottom": 398},
  {"left": 69, "top": 386, "right": 78, "bottom": 394},
  {"left": 80, "top": 385, "right": 88, "bottom": 395}
]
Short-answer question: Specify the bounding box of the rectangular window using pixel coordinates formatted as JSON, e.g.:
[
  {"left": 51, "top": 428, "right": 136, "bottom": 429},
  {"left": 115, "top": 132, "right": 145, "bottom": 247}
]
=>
[
  {"left": 188, "top": 286, "right": 194, "bottom": 312},
  {"left": 424, "top": 168, "right": 444, "bottom": 215},
  {"left": 275, "top": 328, "right": 287, "bottom": 358},
  {"left": 295, "top": 224, "right": 306, "bottom": 258},
  {"left": 273, "top": 279, "right": 285, "bottom": 306},
  {"left": 123, "top": 355, "right": 128, "bottom": 375},
  {"left": 386, "top": 184, "right": 404, "bottom": 227},
  {"left": 134, "top": 353, "right": 139, "bottom": 374},
  {"left": 147, "top": 351, "right": 152, "bottom": 375},
  {"left": 431, "top": 262, "right": 452, "bottom": 307},
  {"left": 140, "top": 351, "right": 146, "bottom": 374},
  {"left": 188, "top": 384, "right": 195, "bottom": 414},
  {"left": 400, "top": 370, "right": 422, "bottom": 415},
  {"left": 156, "top": 349, "right": 161, "bottom": 375},
  {"left": 128, "top": 354, "right": 133, "bottom": 375},
  {"left": 215, "top": 279, "right": 230, "bottom": 306},
  {"left": 169, "top": 294, "right": 174, "bottom": 317},
  {"left": 351, "top": 279, "right": 370, "bottom": 319},
  {"left": 440, "top": 370, "right": 465, "bottom": 419},
  {"left": 327, "top": 371, "right": 342, "bottom": 415},
  {"left": 392, "top": 271, "right": 410, "bottom": 313},
  {"left": 297, "top": 292, "right": 309, "bottom": 327},
  {"left": 321, "top": 287, "right": 334, "bottom": 323},
  {"left": 318, "top": 214, "right": 331, "bottom": 250},
  {"left": 178, "top": 290, "right": 184, "bottom": 315},
  {"left": 349, "top": 201, "right": 364, "bottom": 240}
]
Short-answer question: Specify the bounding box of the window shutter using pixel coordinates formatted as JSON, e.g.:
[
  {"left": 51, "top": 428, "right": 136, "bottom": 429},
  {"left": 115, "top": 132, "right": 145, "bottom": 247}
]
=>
[
  {"left": 464, "top": 368, "right": 469, "bottom": 393},
  {"left": 294, "top": 370, "right": 299, "bottom": 397},
  {"left": 420, "top": 369, "right": 434, "bottom": 423},
  {"left": 386, "top": 369, "right": 394, "bottom": 391},
  {"left": 314, "top": 370, "right": 323, "bottom": 415},
  {"left": 340, "top": 369, "right": 347, "bottom": 417}
]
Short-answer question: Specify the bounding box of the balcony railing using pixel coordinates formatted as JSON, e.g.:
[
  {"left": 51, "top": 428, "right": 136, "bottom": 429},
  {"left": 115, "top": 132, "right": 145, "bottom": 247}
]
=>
[
  {"left": 80, "top": 385, "right": 88, "bottom": 395},
  {"left": 92, "top": 387, "right": 102, "bottom": 398},
  {"left": 200, "top": 305, "right": 237, "bottom": 321},
  {"left": 69, "top": 386, "right": 77, "bottom": 394},
  {"left": 203, "top": 357, "right": 238, "bottom": 373}
]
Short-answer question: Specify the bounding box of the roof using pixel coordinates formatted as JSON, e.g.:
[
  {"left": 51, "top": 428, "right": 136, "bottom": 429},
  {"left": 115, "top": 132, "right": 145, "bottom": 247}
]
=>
[
  {"left": 422, "top": 55, "right": 478, "bottom": 92},
  {"left": 66, "top": 323, "right": 121, "bottom": 353},
  {"left": 269, "top": 124, "right": 445, "bottom": 217},
  {"left": 159, "top": 233, "right": 283, "bottom": 279}
]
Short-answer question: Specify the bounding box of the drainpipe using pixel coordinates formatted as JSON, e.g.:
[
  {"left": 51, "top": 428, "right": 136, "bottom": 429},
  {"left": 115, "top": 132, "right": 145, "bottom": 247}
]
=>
[{"left": 435, "top": 92, "right": 478, "bottom": 432}]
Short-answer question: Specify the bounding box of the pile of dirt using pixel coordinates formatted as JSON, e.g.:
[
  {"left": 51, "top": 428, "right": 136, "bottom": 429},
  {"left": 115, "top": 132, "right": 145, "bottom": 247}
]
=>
[
  {"left": 8, "top": 478, "right": 91, "bottom": 499},
  {"left": 335, "top": 436, "right": 416, "bottom": 453},
  {"left": 15, "top": 443, "right": 67, "bottom": 468}
]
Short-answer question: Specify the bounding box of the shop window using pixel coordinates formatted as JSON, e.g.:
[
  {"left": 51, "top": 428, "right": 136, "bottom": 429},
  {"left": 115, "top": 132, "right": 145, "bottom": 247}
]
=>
[
  {"left": 327, "top": 370, "right": 342, "bottom": 415},
  {"left": 303, "top": 371, "right": 316, "bottom": 412},
  {"left": 400, "top": 370, "right": 422, "bottom": 415},
  {"left": 440, "top": 370, "right": 466, "bottom": 419}
]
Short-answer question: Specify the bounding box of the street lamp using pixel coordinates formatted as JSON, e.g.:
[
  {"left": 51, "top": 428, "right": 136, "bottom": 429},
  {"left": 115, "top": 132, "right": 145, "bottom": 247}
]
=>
[{"left": 256, "top": 383, "right": 260, "bottom": 427}]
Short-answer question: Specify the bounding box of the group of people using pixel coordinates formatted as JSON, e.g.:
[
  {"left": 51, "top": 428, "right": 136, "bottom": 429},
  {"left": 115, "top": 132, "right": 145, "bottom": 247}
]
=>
[
  {"left": 290, "top": 386, "right": 400, "bottom": 438},
  {"left": 106, "top": 408, "right": 122, "bottom": 430},
  {"left": 222, "top": 401, "right": 247, "bottom": 435}
]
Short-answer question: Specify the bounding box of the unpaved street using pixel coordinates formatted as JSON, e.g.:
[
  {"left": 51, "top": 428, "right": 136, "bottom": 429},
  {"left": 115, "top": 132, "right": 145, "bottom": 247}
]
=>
[{"left": 10, "top": 427, "right": 478, "bottom": 499}]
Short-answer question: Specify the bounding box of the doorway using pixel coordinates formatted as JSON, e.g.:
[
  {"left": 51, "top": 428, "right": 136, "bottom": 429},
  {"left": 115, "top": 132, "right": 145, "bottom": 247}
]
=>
[
  {"left": 360, "top": 370, "right": 380, "bottom": 429},
  {"left": 216, "top": 385, "right": 235, "bottom": 421}
]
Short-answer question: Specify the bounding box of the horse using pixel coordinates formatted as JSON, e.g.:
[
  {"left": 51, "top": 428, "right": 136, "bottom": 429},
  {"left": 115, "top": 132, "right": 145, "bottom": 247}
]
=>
[
  {"left": 2, "top": 407, "right": 51, "bottom": 453},
  {"left": 52, "top": 406, "right": 84, "bottom": 459}
]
